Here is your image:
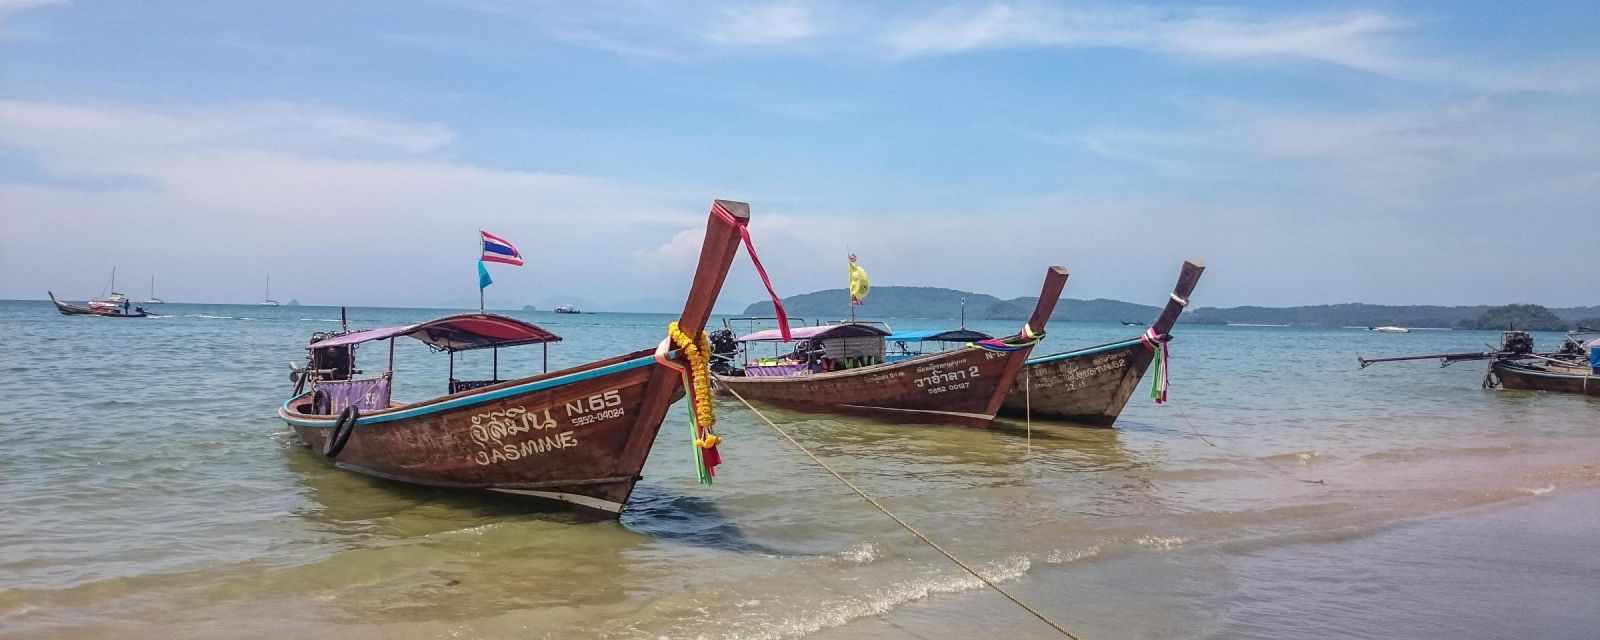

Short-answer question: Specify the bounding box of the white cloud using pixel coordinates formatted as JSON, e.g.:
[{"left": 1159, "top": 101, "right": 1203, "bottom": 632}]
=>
[
  {"left": 880, "top": 4, "right": 1408, "bottom": 73},
  {"left": 707, "top": 3, "right": 820, "bottom": 46},
  {"left": 0, "top": 99, "right": 711, "bottom": 307}
]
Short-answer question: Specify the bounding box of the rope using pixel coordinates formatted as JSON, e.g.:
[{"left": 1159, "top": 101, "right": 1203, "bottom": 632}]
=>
[{"left": 719, "top": 383, "right": 1082, "bottom": 640}]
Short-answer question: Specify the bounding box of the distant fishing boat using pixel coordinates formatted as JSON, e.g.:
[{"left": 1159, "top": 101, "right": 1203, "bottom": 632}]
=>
[
  {"left": 142, "top": 276, "right": 165, "bottom": 305},
  {"left": 48, "top": 267, "right": 148, "bottom": 317},
  {"left": 999, "top": 260, "right": 1205, "bottom": 426},
  {"left": 1360, "top": 329, "right": 1598, "bottom": 397},
  {"left": 554, "top": 305, "right": 581, "bottom": 314},
  {"left": 261, "top": 275, "right": 280, "bottom": 306},
  {"left": 1120, "top": 320, "right": 1143, "bottom": 326},
  {"left": 1371, "top": 326, "right": 1410, "bottom": 333},
  {"left": 277, "top": 200, "right": 756, "bottom": 515},
  {"left": 712, "top": 267, "right": 1068, "bottom": 428}
]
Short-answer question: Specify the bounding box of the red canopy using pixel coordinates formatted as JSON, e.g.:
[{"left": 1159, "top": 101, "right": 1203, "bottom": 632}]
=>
[{"left": 308, "top": 313, "right": 561, "bottom": 352}]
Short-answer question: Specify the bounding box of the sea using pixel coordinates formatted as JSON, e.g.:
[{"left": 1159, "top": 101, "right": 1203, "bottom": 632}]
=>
[{"left": 2, "top": 300, "right": 1597, "bottom": 639}]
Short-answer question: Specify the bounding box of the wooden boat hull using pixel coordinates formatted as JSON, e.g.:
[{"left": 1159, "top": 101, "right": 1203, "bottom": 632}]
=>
[
  {"left": 999, "top": 338, "right": 1151, "bottom": 427},
  {"left": 999, "top": 260, "right": 1206, "bottom": 427},
  {"left": 1492, "top": 360, "right": 1600, "bottom": 397},
  {"left": 281, "top": 349, "right": 676, "bottom": 515},
  {"left": 716, "top": 347, "right": 1024, "bottom": 427}
]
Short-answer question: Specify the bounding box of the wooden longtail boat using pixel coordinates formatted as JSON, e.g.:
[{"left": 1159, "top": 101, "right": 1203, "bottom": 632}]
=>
[
  {"left": 1361, "top": 329, "right": 1597, "bottom": 397},
  {"left": 998, "top": 260, "right": 1205, "bottom": 427},
  {"left": 713, "top": 267, "right": 1069, "bottom": 428},
  {"left": 48, "top": 291, "right": 148, "bottom": 317},
  {"left": 276, "top": 200, "right": 753, "bottom": 516}
]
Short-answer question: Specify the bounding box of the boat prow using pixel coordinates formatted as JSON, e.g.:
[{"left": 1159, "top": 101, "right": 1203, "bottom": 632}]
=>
[{"left": 1000, "top": 259, "right": 1205, "bottom": 427}]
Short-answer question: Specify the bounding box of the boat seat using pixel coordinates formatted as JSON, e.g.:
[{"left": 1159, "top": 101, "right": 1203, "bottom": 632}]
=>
[{"left": 450, "top": 378, "right": 503, "bottom": 394}]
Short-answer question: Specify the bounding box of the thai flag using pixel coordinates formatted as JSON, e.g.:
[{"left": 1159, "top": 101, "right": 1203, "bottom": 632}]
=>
[{"left": 480, "top": 230, "right": 524, "bottom": 266}]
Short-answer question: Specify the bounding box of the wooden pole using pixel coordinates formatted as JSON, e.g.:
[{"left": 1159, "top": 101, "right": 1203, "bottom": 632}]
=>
[
  {"left": 493, "top": 346, "right": 499, "bottom": 381},
  {"left": 388, "top": 337, "right": 395, "bottom": 373},
  {"left": 543, "top": 342, "right": 548, "bottom": 373}
]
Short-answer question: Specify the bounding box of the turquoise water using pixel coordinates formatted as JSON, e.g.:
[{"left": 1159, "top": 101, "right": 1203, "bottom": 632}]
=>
[{"left": 2, "top": 300, "right": 1597, "bottom": 638}]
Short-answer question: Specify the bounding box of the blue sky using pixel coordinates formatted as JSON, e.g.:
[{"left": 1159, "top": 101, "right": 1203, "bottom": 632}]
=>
[{"left": 2, "top": 1, "right": 1597, "bottom": 311}]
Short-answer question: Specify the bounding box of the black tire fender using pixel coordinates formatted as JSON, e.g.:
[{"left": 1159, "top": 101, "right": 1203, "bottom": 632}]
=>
[{"left": 324, "top": 405, "right": 359, "bottom": 458}]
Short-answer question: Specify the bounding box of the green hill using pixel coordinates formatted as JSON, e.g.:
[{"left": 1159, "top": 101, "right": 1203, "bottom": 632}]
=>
[
  {"left": 742, "top": 288, "right": 1600, "bottom": 329},
  {"left": 740, "top": 287, "right": 1163, "bottom": 322}
]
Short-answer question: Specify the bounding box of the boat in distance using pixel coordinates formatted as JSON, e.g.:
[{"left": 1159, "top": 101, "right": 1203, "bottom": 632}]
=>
[
  {"left": 1371, "top": 325, "right": 1410, "bottom": 333},
  {"left": 48, "top": 290, "right": 148, "bottom": 317},
  {"left": 554, "top": 305, "right": 581, "bottom": 314},
  {"left": 276, "top": 199, "right": 755, "bottom": 516},
  {"left": 712, "top": 266, "right": 1069, "bottom": 428},
  {"left": 999, "top": 260, "right": 1205, "bottom": 427}
]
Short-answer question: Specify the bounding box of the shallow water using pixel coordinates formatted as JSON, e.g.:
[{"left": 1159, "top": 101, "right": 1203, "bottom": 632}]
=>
[{"left": 2, "top": 301, "right": 1597, "bottom": 638}]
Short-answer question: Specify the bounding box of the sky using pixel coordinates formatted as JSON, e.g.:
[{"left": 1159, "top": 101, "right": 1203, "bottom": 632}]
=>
[{"left": 2, "top": 1, "right": 1597, "bottom": 312}]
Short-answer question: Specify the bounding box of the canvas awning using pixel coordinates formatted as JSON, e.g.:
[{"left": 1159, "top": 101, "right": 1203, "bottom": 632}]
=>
[
  {"left": 737, "top": 323, "right": 890, "bottom": 343},
  {"left": 308, "top": 313, "right": 562, "bottom": 352},
  {"left": 886, "top": 329, "right": 993, "bottom": 343}
]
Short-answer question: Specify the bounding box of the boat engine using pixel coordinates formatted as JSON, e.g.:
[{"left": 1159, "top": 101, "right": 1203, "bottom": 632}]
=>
[
  {"left": 708, "top": 328, "right": 741, "bottom": 375},
  {"left": 1500, "top": 330, "right": 1534, "bottom": 355}
]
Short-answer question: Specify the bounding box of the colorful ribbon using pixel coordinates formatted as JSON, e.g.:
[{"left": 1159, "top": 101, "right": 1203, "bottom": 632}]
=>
[
  {"left": 971, "top": 323, "right": 1045, "bottom": 353},
  {"left": 1140, "top": 327, "right": 1170, "bottom": 404},
  {"left": 712, "top": 200, "right": 791, "bottom": 341}
]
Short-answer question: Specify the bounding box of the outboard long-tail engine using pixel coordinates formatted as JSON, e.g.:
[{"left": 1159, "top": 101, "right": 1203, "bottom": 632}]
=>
[
  {"left": 1500, "top": 330, "right": 1533, "bottom": 355},
  {"left": 708, "top": 328, "right": 741, "bottom": 375}
]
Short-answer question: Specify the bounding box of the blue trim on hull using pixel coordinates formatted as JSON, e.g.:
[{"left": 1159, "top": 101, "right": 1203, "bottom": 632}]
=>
[
  {"left": 1025, "top": 338, "right": 1143, "bottom": 366},
  {"left": 280, "top": 353, "right": 662, "bottom": 428}
]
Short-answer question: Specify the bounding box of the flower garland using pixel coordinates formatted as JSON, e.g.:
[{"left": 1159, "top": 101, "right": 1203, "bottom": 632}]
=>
[{"left": 667, "top": 321, "right": 721, "bottom": 483}]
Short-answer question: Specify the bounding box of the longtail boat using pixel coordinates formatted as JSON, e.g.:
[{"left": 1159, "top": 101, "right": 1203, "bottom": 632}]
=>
[
  {"left": 48, "top": 291, "right": 148, "bottom": 317},
  {"left": 712, "top": 267, "right": 1069, "bottom": 428},
  {"left": 276, "top": 200, "right": 755, "bottom": 516},
  {"left": 998, "top": 260, "right": 1205, "bottom": 426},
  {"left": 1361, "top": 329, "right": 1598, "bottom": 397}
]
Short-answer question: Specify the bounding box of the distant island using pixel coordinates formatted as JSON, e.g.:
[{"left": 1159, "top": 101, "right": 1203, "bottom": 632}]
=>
[
  {"left": 741, "top": 287, "right": 1600, "bottom": 330},
  {"left": 286, "top": 299, "right": 301, "bottom": 306},
  {"left": 522, "top": 304, "right": 537, "bottom": 311}
]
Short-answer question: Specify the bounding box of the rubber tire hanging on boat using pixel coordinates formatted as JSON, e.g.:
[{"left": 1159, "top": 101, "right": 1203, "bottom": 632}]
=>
[{"left": 324, "top": 406, "right": 359, "bottom": 458}]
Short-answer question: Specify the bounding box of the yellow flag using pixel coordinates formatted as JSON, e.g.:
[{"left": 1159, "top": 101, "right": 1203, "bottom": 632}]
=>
[{"left": 848, "top": 254, "right": 870, "bottom": 304}]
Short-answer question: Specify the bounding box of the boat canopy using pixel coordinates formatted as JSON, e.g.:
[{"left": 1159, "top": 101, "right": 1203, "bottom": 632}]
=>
[
  {"left": 737, "top": 323, "right": 890, "bottom": 343},
  {"left": 308, "top": 313, "right": 562, "bottom": 352},
  {"left": 886, "top": 328, "right": 993, "bottom": 343}
]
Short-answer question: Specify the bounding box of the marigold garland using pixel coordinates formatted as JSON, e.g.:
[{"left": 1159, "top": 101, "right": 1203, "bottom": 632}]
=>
[{"left": 668, "top": 321, "right": 721, "bottom": 483}]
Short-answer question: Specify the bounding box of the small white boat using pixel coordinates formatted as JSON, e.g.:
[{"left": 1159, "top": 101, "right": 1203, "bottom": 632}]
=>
[
  {"left": 1371, "top": 326, "right": 1410, "bottom": 333},
  {"left": 142, "top": 276, "right": 165, "bottom": 305},
  {"left": 553, "top": 305, "right": 581, "bottom": 314}
]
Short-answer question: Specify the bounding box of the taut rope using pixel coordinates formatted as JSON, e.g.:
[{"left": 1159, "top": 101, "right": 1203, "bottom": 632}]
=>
[{"left": 718, "top": 383, "right": 1082, "bottom": 640}]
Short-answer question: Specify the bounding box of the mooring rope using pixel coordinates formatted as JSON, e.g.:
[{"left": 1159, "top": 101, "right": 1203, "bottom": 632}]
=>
[{"left": 718, "top": 383, "right": 1082, "bottom": 640}]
